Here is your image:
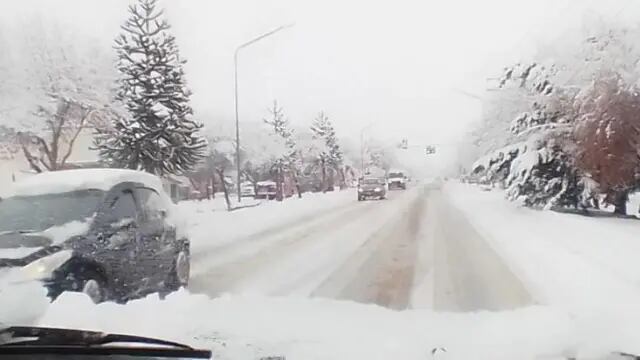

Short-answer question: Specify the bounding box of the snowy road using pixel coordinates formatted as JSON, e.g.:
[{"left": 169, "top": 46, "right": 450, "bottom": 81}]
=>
[{"left": 189, "top": 184, "right": 533, "bottom": 311}]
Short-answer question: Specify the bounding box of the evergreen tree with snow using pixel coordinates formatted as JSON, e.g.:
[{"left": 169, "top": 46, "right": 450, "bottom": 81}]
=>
[
  {"left": 94, "top": 0, "right": 205, "bottom": 175},
  {"left": 264, "top": 100, "right": 298, "bottom": 200},
  {"left": 310, "top": 111, "right": 344, "bottom": 189}
]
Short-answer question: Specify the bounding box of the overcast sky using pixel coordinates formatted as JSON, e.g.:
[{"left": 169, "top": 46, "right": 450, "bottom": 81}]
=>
[{"left": 2, "top": 0, "right": 639, "bottom": 147}]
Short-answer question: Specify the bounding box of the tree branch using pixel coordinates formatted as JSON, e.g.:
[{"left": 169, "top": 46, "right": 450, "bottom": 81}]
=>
[{"left": 60, "top": 109, "right": 93, "bottom": 168}]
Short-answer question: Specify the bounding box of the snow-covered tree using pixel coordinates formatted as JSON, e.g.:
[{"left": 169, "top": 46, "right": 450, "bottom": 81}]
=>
[
  {"left": 0, "top": 18, "right": 116, "bottom": 172},
  {"left": 263, "top": 100, "right": 298, "bottom": 200},
  {"left": 310, "top": 111, "right": 344, "bottom": 190},
  {"left": 95, "top": 0, "right": 206, "bottom": 175},
  {"left": 207, "top": 139, "right": 235, "bottom": 210},
  {"left": 573, "top": 72, "right": 640, "bottom": 214},
  {"left": 468, "top": 21, "right": 640, "bottom": 213}
]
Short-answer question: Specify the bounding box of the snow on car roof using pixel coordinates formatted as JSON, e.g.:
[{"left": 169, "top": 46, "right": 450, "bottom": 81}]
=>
[
  {"left": 257, "top": 181, "right": 276, "bottom": 185},
  {"left": 9, "top": 169, "right": 164, "bottom": 197}
]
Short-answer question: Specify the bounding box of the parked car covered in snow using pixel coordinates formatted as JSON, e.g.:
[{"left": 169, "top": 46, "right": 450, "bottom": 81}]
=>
[
  {"left": 255, "top": 181, "right": 277, "bottom": 200},
  {"left": 240, "top": 181, "right": 256, "bottom": 198},
  {"left": 0, "top": 169, "right": 190, "bottom": 303}
]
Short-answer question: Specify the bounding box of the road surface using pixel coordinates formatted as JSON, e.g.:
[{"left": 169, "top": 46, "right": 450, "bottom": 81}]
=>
[{"left": 189, "top": 183, "right": 533, "bottom": 312}]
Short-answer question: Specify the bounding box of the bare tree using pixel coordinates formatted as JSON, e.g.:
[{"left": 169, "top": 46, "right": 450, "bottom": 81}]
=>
[{"left": 18, "top": 99, "right": 101, "bottom": 172}]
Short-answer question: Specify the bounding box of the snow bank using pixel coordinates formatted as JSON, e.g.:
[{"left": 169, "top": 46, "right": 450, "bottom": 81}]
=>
[
  {"left": 32, "top": 289, "right": 640, "bottom": 360},
  {"left": 178, "top": 190, "right": 354, "bottom": 254},
  {"left": 443, "top": 181, "right": 640, "bottom": 355}
]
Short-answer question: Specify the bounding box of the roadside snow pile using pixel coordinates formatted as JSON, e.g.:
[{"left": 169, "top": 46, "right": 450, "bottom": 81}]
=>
[
  {"left": 37, "top": 289, "right": 637, "bottom": 360},
  {"left": 444, "top": 182, "right": 640, "bottom": 312},
  {"left": 178, "top": 195, "right": 262, "bottom": 213},
  {"left": 178, "top": 190, "right": 354, "bottom": 253}
]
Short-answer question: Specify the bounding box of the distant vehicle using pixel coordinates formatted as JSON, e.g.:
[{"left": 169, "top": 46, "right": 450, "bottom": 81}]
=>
[
  {"left": 357, "top": 177, "right": 387, "bottom": 201},
  {"left": 255, "top": 181, "right": 277, "bottom": 200},
  {"left": 0, "top": 169, "right": 190, "bottom": 304},
  {"left": 300, "top": 176, "right": 323, "bottom": 193},
  {"left": 387, "top": 170, "right": 407, "bottom": 190},
  {"left": 240, "top": 181, "right": 256, "bottom": 197}
]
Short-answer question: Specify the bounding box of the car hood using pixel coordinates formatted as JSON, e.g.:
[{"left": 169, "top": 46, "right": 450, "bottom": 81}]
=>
[{"left": 0, "top": 220, "right": 90, "bottom": 266}]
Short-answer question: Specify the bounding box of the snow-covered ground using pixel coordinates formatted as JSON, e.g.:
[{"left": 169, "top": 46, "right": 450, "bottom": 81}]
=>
[
  {"left": 33, "top": 290, "right": 621, "bottom": 360},
  {"left": 178, "top": 190, "right": 354, "bottom": 254},
  {"left": 33, "top": 287, "right": 640, "bottom": 360},
  {"left": 444, "top": 182, "right": 640, "bottom": 311},
  {"left": 7, "top": 182, "right": 640, "bottom": 359}
]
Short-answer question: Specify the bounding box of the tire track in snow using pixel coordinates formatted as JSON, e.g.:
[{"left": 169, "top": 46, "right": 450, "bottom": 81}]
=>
[
  {"left": 310, "top": 191, "right": 424, "bottom": 309},
  {"left": 190, "top": 198, "right": 358, "bottom": 266},
  {"left": 188, "top": 195, "right": 389, "bottom": 296}
]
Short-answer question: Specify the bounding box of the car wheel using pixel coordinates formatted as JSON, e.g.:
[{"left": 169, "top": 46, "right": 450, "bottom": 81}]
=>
[
  {"left": 166, "top": 245, "right": 190, "bottom": 291},
  {"left": 47, "top": 261, "right": 110, "bottom": 303}
]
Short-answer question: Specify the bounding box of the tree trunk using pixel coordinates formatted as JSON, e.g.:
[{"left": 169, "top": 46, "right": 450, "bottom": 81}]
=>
[
  {"left": 293, "top": 172, "right": 302, "bottom": 198},
  {"left": 216, "top": 169, "right": 231, "bottom": 211},
  {"left": 321, "top": 158, "right": 327, "bottom": 193},
  {"left": 210, "top": 173, "right": 215, "bottom": 199},
  {"left": 613, "top": 190, "right": 629, "bottom": 215},
  {"left": 276, "top": 165, "right": 284, "bottom": 202},
  {"left": 327, "top": 168, "right": 335, "bottom": 191},
  {"left": 338, "top": 167, "right": 346, "bottom": 189}
]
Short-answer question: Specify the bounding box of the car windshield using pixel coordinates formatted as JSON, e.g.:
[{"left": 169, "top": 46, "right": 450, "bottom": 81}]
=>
[
  {"left": 2, "top": 1, "right": 640, "bottom": 359},
  {"left": 0, "top": 189, "right": 104, "bottom": 232},
  {"left": 361, "top": 178, "right": 382, "bottom": 185}
]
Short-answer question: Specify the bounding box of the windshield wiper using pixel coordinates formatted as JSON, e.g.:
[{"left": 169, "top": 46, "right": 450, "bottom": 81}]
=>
[
  {"left": 0, "top": 230, "right": 38, "bottom": 236},
  {"left": 0, "top": 326, "right": 211, "bottom": 358}
]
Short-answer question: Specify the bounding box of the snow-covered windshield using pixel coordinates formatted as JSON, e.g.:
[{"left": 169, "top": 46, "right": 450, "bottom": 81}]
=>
[
  {"left": 361, "top": 178, "right": 383, "bottom": 185},
  {"left": 388, "top": 172, "right": 404, "bottom": 178},
  {"left": 0, "top": 189, "right": 103, "bottom": 233}
]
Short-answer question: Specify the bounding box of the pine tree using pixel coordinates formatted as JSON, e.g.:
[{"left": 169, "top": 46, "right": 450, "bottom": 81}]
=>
[
  {"left": 264, "top": 100, "right": 298, "bottom": 200},
  {"left": 310, "top": 112, "right": 344, "bottom": 189},
  {"left": 95, "top": 0, "right": 206, "bottom": 175}
]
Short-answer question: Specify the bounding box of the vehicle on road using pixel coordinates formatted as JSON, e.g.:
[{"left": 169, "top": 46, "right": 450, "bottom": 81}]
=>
[
  {"left": 357, "top": 177, "right": 387, "bottom": 201},
  {"left": 387, "top": 170, "right": 407, "bottom": 190},
  {"left": 255, "top": 181, "right": 277, "bottom": 200},
  {"left": 0, "top": 326, "right": 211, "bottom": 359},
  {"left": 240, "top": 181, "right": 256, "bottom": 197},
  {"left": 0, "top": 169, "right": 190, "bottom": 303}
]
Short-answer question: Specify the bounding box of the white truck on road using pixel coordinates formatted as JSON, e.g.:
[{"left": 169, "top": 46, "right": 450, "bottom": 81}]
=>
[{"left": 387, "top": 170, "right": 408, "bottom": 190}]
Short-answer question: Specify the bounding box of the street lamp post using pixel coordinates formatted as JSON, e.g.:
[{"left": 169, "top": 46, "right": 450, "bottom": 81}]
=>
[{"left": 234, "top": 24, "right": 294, "bottom": 202}]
